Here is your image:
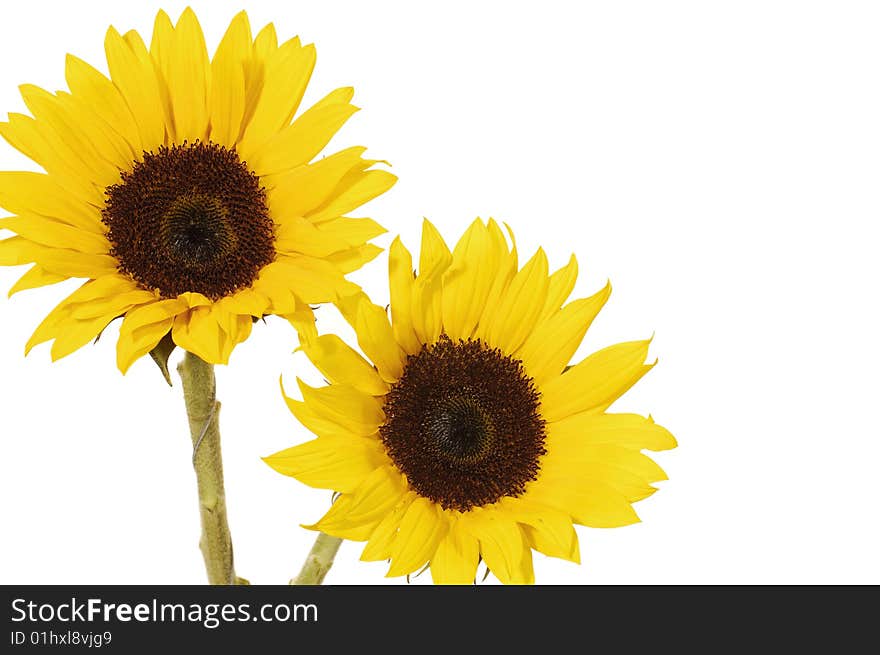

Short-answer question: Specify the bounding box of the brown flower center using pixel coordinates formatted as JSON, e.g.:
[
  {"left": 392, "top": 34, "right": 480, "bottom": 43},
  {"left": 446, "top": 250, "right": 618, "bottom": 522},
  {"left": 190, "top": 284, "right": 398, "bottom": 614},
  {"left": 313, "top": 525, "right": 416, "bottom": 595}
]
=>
[
  {"left": 380, "top": 335, "right": 546, "bottom": 512},
  {"left": 102, "top": 142, "right": 275, "bottom": 299}
]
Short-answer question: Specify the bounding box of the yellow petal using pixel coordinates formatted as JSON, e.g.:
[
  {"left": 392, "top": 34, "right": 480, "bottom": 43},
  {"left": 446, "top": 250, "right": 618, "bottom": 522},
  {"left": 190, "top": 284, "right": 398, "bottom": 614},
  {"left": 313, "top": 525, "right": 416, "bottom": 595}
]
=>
[
  {"left": 0, "top": 114, "right": 103, "bottom": 205},
  {"left": 309, "top": 217, "right": 387, "bottom": 246},
  {"left": 18, "top": 85, "right": 121, "bottom": 184},
  {"left": 484, "top": 248, "right": 549, "bottom": 353},
  {"left": 0, "top": 216, "right": 109, "bottom": 254},
  {"left": 280, "top": 377, "right": 361, "bottom": 439},
  {"left": 246, "top": 88, "right": 358, "bottom": 176},
  {"left": 501, "top": 497, "right": 580, "bottom": 564},
  {"left": 526, "top": 478, "right": 641, "bottom": 528},
  {"left": 225, "top": 288, "right": 270, "bottom": 317},
  {"left": 473, "top": 220, "right": 518, "bottom": 341},
  {"left": 546, "top": 439, "right": 669, "bottom": 483},
  {"left": 0, "top": 172, "right": 103, "bottom": 234},
  {"left": 116, "top": 316, "right": 174, "bottom": 374},
  {"left": 0, "top": 237, "right": 116, "bottom": 278},
  {"left": 64, "top": 54, "right": 142, "bottom": 154},
  {"left": 325, "top": 243, "right": 383, "bottom": 274},
  {"left": 353, "top": 298, "right": 406, "bottom": 383},
  {"left": 104, "top": 26, "right": 165, "bottom": 147},
  {"left": 539, "top": 255, "right": 579, "bottom": 322},
  {"left": 302, "top": 495, "right": 376, "bottom": 541},
  {"left": 275, "top": 216, "right": 356, "bottom": 258},
  {"left": 466, "top": 511, "right": 534, "bottom": 585},
  {"left": 162, "top": 8, "right": 209, "bottom": 142},
  {"left": 299, "top": 333, "right": 388, "bottom": 396},
  {"left": 49, "top": 314, "right": 118, "bottom": 361},
  {"left": 344, "top": 465, "right": 408, "bottom": 524},
  {"left": 430, "top": 517, "right": 481, "bottom": 584},
  {"left": 517, "top": 281, "right": 611, "bottom": 384},
  {"left": 256, "top": 257, "right": 358, "bottom": 306},
  {"left": 441, "top": 219, "right": 497, "bottom": 341},
  {"left": 541, "top": 339, "right": 654, "bottom": 421},
  {"left": 263, "top": 436, "right": 385, "bottom": 493},
  {"left": 388, "top": 236, "right": 421, "bottom": 355},
  {"left": 265, "top": 146, "right": 367, "bottom": 218},
  {"left": 171, "top": 306, "right": 227, "bottom": 364},
  {"left": 208, "top": 11, "right": 251, "bottom": 146},
  {"left": 297, "top": 379, "right": 385, "bottom": 436},
  {"left": 305, "top": 170, "right": 397, "bottom": 224},
  {"left": 411, "top": 219, "right": 452, "bottom": 345},
  {"left": 548, "top": 412, "right": 677, "bottom": 452},
  {"left": 360, "top": 493, "right": 416, "bottom": 562},
  {"left": 8, "top": 265, "right": 66, "bottom": 297},
  {"left": 386, "top": 498, "right": 449, "bottom": 578},
  {"left": 238, "top": 39, "right": 316, "bottom": 154}
]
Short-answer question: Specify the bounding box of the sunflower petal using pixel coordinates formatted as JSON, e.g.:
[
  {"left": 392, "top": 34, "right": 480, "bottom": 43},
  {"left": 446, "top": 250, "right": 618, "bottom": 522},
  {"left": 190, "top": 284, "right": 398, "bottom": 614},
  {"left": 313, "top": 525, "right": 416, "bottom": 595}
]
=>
[
  {"left": 299, "top": 333, "right": 388, "bottom": 396},
  {"left": 296, "top": 379, "right": 385, "bottom": 436},
  {"left": 164, "top": 8, "right": 210, "bottom": 142},
  {"left": 430, "top": 518, "right": 481, "bottom": 584},
  {"left": 0, "top": 171, "right": 103, "bottom": 234},
  {"left": 64, "top": 54, "right": 143, "bottom": 154},
  {"left": 388, "top": 236, "right": 421, "bottom": 355},
  {"left": 104, "top": 26, "right": 166, "bottom": 147},
  {"left": 239, "top": 39, "right": 316, "bottom": 153},
  {"left": 502, "top": 497, "right": 580, "bottom": 564},
  {"left": 517, "top": 281, "right": 611, "bottom": 384},
  {"left": 0, "top": 216, "right": 109, "bottom": 254},
  {"left": 263, "top": 436, "right": 384, "bottom": 493},
  {"left": 8, "top": 265, "right": 66, "bottom": 297},
  {"left": 353, "top": 298, "right": 406, "bottom": 383},
  {"left": 305, "top": 170, "right": 397, "bottom": 224},
  {"left": 541, "top": 339, "right": 654, "bottom": 421},
  {"left": 386, "top": 498, "right": 449, "bottom": 578},
  {"left": 360, "top": 493, "right": 416, "bottom": 562},
  {"left": 246, "top": 88, "right": 357, "bottom": 176},
  {"left": 548, "top": 412, "right": 677, "bottom": 452},
  {"left": 527, "top": 478, "right": 641, "bottom": 528},
  {"left": 209, "top": 11, "right": 251, "bottom": 146},
  {"left": 411, "top": 219, "right": 451, "bottom": 345},
  {"left": 484, "top": 248, "right": 549, "bottom": 353},
  {"left": 441, "top": 219, "right": 497, "bottom": 341},
  {"left": 466, "top": 511, "right": 534, "bottom": 585}
]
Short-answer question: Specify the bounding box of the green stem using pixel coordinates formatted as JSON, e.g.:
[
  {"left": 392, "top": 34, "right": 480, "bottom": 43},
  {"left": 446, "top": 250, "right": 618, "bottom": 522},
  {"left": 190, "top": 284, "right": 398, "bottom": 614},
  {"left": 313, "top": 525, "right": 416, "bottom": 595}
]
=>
[
  {"left": 178, "top": 351, "right": 244, "bottom": 585},
  {"left": 291, "top": 532, "right": 343, "bottom": 585}
]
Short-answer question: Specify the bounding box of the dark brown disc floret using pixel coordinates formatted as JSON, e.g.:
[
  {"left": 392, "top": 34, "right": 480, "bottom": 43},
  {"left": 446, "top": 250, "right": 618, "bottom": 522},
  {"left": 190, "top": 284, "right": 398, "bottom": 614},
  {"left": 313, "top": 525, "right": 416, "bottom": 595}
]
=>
[
  {"left": 102, "top": 142, "right": 275, "bottom": 299},
  {"left": 380, "top": 335, "right": 547, "bottom": 512}
]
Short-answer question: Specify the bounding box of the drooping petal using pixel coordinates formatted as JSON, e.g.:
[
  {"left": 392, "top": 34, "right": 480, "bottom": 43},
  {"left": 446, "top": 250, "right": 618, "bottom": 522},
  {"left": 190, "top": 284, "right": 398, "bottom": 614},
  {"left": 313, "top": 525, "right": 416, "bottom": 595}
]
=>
[
  {"left": 465, "top": 510, "right": 534, "bottom": 585},
  {"left": 360, "top": 492, "right": 416, "bottom": 562},
  {"left": 386, "top": 498, "right": 449, "bottom": 577},
  {"left": 430, "top": 517, "right": 481, "bottom": 584}
]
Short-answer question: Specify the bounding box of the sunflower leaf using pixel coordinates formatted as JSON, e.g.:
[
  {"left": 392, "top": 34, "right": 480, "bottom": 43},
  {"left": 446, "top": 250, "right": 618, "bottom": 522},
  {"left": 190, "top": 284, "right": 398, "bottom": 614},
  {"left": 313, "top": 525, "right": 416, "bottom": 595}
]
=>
[{"left": 148, "top": 332, "right": 176, "bottom": 387}]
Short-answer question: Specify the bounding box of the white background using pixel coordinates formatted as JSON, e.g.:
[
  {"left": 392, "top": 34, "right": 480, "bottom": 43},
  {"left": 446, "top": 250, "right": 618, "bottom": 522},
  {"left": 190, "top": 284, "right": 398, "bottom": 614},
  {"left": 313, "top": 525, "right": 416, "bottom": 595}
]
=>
[{"left": 1, "top": 0, "right": 878, "bottom": 585}]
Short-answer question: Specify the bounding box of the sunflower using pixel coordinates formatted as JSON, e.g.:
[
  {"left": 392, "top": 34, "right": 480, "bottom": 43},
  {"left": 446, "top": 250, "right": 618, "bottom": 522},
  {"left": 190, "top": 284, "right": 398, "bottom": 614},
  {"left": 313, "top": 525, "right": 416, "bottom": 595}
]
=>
[
  {"left": 265, "top": 219, "right": 676, "bottom": 584},
  {"left": 0, "top": 8, "right": 395, "bottom": 370}
]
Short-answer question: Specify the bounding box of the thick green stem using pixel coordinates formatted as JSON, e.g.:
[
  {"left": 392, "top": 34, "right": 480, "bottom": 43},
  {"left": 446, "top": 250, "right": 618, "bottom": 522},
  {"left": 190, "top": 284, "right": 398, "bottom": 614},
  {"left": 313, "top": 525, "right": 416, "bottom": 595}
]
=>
[
  {"left": 291, "top": 532, "right": 343, "bottom": 585},
  {"left": 178, "top": 351, "right": 242, "bottom": 585}
]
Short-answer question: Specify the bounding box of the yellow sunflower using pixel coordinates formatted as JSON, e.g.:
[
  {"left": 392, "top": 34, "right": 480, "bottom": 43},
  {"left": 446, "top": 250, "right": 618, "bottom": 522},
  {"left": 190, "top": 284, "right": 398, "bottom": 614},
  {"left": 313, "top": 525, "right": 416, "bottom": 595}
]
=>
[
  {"left": 0, "top": 8, "right": 395, "bottom": 370},
  {"left": 265, "top": 219, "right": 676, "bottom": 584}
]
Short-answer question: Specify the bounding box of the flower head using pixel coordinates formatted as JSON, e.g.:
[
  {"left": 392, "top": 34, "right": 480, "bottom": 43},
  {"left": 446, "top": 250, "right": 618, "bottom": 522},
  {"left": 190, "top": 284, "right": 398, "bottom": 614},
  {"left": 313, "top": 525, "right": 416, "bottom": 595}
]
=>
[
  {"left": 266, "top": 219, "right": 676, "bottom": 584},
  {"left": 0, "top": 8, "right": 395, "bottom": 369}
]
